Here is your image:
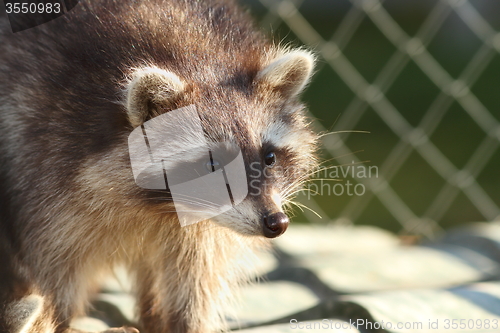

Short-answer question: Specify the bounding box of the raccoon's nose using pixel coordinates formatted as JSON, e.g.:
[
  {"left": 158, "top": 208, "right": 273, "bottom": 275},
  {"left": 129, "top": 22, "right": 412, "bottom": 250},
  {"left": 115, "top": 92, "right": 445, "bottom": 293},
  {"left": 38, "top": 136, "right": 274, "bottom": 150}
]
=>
[{"left": 262, "top": 212, "right": 289, "bottom": 238}]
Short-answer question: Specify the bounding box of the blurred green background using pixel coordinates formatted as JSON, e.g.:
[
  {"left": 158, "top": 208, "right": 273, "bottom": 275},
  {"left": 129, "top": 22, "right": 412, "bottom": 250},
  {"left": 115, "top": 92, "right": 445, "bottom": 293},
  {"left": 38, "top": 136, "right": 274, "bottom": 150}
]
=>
[{"left": 242, "top": 0, "right": 500, "bottom": 237}]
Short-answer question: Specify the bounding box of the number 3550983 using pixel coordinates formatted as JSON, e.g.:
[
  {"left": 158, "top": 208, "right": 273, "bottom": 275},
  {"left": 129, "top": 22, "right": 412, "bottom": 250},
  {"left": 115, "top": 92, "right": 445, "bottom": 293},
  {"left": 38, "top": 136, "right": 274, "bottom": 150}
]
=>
[{"left": 5, "top": 2, "right": 62, "bottom": 14}]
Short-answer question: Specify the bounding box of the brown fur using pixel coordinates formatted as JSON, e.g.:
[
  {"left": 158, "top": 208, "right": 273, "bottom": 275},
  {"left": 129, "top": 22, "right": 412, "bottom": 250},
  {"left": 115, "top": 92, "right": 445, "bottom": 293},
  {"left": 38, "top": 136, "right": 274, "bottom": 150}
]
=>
[{"left": 0, "top": 0, "right": 318, "bottom": 332}]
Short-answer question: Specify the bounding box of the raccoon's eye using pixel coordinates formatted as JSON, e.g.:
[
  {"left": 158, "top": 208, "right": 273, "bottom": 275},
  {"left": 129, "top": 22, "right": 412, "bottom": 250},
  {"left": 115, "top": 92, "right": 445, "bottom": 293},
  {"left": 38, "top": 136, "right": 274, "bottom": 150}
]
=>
[
  {"left": 205, "top": 159, "right": 221, "bottom": 172},
  {"left": 264, "top": 152, "right": 276, "bottom": 167}
]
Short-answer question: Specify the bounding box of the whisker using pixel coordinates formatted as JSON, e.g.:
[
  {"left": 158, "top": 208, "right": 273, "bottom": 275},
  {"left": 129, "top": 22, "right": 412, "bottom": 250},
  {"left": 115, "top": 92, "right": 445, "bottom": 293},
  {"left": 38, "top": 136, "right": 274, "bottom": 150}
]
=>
[
  {"left": 284, "top": 200, "right": 322, "bottom": 219},
  {"left": 283, "top": 199, "right": 304, "bottom": 213},
  {"left": 318, "top": 130, "right": 370, "bottom": 138}
]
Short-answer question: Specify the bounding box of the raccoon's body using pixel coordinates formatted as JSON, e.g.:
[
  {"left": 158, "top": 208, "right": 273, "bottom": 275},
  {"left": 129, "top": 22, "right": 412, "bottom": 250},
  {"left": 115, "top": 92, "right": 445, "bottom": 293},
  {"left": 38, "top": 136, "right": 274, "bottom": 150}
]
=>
[{"left": 0, "top": 0, "right": 317, "bottom": 332}]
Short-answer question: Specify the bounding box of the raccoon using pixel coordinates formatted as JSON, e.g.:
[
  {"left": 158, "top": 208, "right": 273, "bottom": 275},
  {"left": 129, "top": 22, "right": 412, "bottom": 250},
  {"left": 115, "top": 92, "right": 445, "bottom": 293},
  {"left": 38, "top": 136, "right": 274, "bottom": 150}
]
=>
[{"left": 0, "top": 0, "right": 318, "bottom": 332}]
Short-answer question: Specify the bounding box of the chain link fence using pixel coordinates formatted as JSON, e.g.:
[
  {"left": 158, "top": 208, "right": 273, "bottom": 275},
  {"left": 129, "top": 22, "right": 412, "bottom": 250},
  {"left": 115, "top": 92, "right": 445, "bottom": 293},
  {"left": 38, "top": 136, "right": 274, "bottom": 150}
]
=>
[{"left": 243, "top": 0, "right": 500, "bottom": 239}]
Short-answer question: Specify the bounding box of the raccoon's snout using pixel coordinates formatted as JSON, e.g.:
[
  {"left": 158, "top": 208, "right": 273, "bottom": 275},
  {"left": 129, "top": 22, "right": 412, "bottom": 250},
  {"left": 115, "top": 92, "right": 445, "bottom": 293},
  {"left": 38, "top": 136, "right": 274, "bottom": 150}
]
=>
[{"left": 262, "top": 212, "right": 289, "bottom": 238}]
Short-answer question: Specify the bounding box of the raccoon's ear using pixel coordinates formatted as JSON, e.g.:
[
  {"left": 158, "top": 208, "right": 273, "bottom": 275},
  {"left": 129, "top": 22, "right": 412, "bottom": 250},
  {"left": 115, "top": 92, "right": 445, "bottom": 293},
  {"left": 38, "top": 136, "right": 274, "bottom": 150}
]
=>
[
  {"left": 256, "top": 50, "right": 315, "bottom": 98},
  {"left": 126, "top": 67, "right": 185, "bottom": 127}
]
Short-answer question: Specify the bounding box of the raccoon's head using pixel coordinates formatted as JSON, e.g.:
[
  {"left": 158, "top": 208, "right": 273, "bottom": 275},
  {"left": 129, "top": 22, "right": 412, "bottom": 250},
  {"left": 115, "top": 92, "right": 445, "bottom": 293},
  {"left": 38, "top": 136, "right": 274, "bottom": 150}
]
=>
[{"left": 125, "top": 50, "right": 318, "bottom": 238}]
